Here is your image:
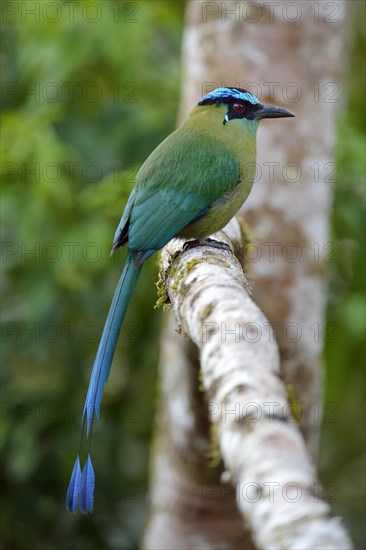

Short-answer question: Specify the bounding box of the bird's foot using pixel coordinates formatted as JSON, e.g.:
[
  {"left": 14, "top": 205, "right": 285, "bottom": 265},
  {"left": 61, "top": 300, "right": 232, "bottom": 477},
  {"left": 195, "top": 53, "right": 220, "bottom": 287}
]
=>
[{"left": 183, "top": 238, "right": 231, "bottom": 254}]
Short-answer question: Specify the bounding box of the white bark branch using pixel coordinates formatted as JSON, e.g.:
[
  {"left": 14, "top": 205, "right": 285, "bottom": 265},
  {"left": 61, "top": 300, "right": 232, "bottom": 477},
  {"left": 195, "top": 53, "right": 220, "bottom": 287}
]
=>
[{"left": 156, "top": 218, "right": 352, "bottom": 550}]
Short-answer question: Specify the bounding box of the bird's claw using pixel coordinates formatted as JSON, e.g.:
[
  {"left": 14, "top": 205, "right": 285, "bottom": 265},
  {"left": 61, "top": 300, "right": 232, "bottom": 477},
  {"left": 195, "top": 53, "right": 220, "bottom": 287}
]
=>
[{"left": 183, "top": 238, "right": 232, "bottom": 254}]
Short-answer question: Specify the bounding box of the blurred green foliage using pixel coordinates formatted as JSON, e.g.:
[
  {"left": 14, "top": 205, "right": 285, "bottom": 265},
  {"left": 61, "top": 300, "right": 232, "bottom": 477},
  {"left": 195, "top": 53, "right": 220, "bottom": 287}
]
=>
[
  {"left": 0, "top": 1, "right": 364, "bottom": 549},
  {"left": 320, "top": 4, "right": 365, "bottom": 546},
  {"left": 1, "top": 1, "right": 184, "bottom": 548}
]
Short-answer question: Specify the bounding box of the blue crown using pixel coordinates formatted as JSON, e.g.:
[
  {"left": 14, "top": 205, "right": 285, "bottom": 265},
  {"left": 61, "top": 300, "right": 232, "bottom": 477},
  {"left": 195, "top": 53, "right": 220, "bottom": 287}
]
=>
[{"left": 198, "top": 87, "right": 260, "bottom": 106}]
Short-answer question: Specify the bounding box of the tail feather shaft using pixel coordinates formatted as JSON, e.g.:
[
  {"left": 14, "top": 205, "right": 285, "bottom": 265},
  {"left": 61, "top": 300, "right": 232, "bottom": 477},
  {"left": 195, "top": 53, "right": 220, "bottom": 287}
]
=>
[{"left": 83, "top": 252, "right": 142, "bottom": 431}]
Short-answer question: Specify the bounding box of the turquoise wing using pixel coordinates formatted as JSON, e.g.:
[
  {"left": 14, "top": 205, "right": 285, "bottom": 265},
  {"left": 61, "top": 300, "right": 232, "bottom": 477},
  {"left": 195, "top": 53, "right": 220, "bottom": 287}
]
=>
[{"left": 113, "top": 128, "right": 240, "bottom": 255}]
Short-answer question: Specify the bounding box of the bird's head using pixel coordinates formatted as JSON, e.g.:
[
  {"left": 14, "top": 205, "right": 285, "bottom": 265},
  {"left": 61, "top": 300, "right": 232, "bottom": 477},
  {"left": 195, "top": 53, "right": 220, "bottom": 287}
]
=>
[{"left": 197, "top": 87, "right": 294, "bottom": 126}]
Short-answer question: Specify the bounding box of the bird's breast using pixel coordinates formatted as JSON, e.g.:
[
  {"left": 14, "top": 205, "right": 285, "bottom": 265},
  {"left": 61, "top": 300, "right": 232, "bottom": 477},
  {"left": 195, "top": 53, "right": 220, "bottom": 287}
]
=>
[{"left": 179, "top": 176, "right": 253, "bottom": 240}]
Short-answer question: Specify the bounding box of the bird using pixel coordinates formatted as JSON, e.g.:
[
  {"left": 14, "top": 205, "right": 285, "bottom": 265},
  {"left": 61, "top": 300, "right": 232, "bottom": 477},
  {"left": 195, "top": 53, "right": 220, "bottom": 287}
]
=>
[{"left": 66, "top": 86, "right": 294, "bottom": 513}]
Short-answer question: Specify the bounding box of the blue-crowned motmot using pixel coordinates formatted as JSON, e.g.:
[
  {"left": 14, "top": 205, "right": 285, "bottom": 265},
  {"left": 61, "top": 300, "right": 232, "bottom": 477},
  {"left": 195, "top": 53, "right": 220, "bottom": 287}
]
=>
[{"left": 66, "top": 87, "right": 294, "bottom": 513}]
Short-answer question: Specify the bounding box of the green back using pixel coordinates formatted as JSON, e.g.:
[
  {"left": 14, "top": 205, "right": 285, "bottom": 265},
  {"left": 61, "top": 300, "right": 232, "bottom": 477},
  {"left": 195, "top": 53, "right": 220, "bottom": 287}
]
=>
[{"left": 114, "top": 126, "right": 240, "bottom": 255}]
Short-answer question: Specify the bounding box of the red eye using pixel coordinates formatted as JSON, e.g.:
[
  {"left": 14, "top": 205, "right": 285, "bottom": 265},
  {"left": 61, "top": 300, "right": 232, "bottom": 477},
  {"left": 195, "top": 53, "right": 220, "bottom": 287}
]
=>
[{"left": 233, "top": 103, "right": 245, "bottom": 113}]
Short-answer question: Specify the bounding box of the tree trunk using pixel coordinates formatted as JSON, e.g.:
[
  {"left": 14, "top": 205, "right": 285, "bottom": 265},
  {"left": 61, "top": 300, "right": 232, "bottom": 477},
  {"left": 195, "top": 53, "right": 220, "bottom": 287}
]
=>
[
  {"left": 144, "top": 1, "right": 351, "bottom": 547},
  {"left": 179, "top": 0, "right": 349, "bottom": 452}
]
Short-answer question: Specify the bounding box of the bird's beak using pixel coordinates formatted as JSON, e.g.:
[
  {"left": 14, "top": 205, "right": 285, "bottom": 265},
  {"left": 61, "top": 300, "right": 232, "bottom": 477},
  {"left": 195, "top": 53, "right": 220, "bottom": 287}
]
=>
[{"left": 255, "top": 104, "right": 295, "bottom": 120}]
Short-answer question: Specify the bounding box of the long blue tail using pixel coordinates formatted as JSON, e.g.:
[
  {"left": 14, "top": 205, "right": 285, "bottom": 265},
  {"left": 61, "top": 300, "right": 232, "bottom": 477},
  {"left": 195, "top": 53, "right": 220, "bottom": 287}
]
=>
[{"left": 66, "top": 251, "right": 142, "bottom": 513}]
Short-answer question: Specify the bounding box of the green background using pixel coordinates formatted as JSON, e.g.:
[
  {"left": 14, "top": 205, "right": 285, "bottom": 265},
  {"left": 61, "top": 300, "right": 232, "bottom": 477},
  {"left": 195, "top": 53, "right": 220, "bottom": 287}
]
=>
[{"left": 1, "top": 1, "right": 365, "bottom": 548}]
